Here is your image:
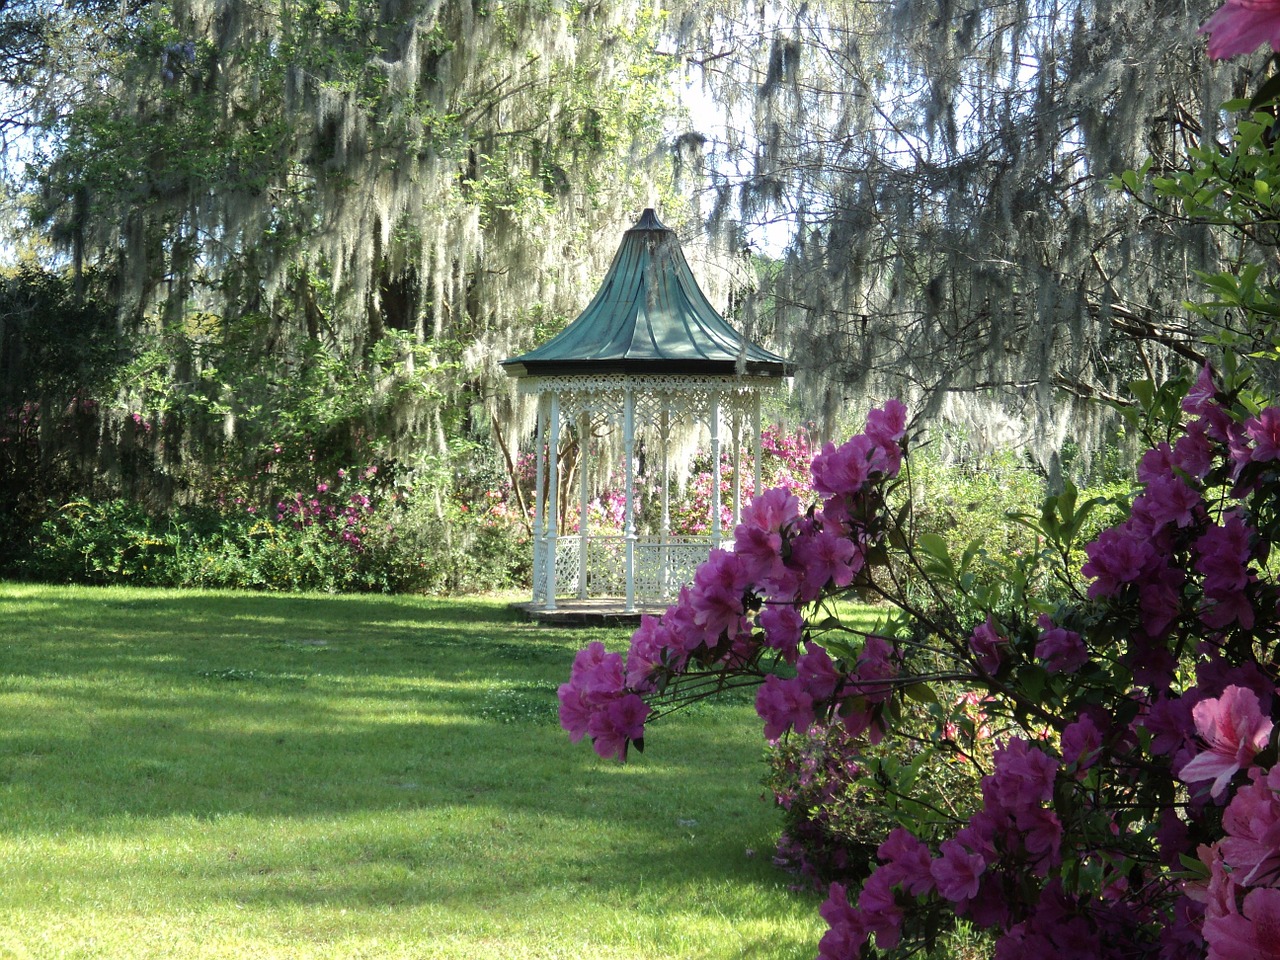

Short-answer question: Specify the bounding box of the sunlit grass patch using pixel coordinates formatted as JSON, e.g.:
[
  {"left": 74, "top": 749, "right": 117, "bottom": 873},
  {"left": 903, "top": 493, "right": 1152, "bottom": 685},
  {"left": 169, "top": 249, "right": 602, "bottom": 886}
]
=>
[{"left": 0, "top": 583, "right": 822, "bottom": 959}]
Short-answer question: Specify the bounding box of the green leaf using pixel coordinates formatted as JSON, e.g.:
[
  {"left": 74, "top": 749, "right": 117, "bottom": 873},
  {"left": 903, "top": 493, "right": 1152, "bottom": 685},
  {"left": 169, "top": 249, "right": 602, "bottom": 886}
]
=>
[{"left": 903, "top": 683, "right": 937, "bottom": 705}]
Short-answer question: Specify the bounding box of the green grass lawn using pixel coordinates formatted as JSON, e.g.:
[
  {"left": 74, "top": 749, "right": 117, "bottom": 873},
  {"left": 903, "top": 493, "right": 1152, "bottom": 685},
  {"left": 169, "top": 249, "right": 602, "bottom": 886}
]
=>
[{"left": 0, "top": 583, "right": 823, "bottom": 959}]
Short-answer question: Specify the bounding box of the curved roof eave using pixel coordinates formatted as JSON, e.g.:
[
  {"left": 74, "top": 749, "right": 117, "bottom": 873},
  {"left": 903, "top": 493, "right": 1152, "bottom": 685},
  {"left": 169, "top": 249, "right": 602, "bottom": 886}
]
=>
[{"left": 502, "top": 209, "right": 794, "bottom": 380}]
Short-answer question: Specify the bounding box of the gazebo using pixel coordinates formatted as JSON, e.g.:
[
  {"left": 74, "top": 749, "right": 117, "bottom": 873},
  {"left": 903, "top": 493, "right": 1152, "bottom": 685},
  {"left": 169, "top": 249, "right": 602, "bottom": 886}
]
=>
[{"left": 502, "top": 209, "right": 792, "bottom": 614}]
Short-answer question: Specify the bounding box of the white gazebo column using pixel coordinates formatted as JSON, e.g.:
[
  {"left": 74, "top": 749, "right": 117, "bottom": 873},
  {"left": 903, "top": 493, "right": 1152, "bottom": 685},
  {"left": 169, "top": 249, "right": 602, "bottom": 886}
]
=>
[
  {"left": 753, "top": 392, "right": 763, "bottom": 501},
  {"left": 546, "top": 392, "right": 561, "bottom": 611},
  {"left": 731, "top": 406, "right": 742, "bottom": 529},
  {"left": 710, "top": 391, "right": 722, "bottom": 549},
  {"left": 623, "top": 386, "right": 637, "bottom": 613},
  {"left": 577, "top": 411, "right": 590, "bottom": 600},
  {"left": 531, "top": 393, "right": 548, "bottom": 604},
  {"left": 660, "top": 404, "right": 671, "bottom": 597}
]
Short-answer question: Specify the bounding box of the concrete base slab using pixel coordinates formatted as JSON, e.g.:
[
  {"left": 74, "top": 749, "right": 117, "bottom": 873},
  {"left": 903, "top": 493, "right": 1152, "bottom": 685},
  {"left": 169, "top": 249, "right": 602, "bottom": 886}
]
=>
[{"left": 509, "top": 598, "right": 670, "bottom": 627}]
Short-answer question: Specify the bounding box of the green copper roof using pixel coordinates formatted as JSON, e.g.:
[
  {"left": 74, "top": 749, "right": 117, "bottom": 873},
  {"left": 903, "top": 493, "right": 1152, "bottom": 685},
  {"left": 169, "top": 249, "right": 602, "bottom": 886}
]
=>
[{"left": 502, "top": 209, "right": 793, "bottom": 378}]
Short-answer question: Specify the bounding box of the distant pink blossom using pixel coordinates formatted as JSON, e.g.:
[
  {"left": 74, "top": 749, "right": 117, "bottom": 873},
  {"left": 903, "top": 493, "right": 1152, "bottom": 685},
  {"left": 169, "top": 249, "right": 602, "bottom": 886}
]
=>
[
  {"left": 1200, "top": 0, "right": 1280, "bottom": 60},
  {"left": 1179, "top": 685, "right": 1273, "bottom": 798}
]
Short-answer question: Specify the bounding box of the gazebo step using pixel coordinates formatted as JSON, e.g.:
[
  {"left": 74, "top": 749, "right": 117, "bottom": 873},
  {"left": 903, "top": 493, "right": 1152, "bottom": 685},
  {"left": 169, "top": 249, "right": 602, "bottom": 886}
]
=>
[{"left": 509, "top": 598, "right": 670, "bottom": 627}]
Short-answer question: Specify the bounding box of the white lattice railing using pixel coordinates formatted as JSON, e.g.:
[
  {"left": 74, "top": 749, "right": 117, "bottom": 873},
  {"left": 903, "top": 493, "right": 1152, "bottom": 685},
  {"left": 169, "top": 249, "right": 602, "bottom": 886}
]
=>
[{"left": 532, "top": 534, "right": 713, "bottom": 604}]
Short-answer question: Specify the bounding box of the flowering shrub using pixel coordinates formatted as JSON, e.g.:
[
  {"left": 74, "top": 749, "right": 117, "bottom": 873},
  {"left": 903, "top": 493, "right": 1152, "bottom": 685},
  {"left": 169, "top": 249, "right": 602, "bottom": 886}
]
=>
[{"left": 559, "top": 374, "right": 1280, "bottom": 958}]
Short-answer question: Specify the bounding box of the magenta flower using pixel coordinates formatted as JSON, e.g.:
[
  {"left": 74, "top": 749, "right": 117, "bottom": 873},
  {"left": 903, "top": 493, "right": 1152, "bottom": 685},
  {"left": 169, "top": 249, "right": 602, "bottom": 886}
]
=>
[
  {"left": 557, "top": 682, "right": 593, "bottom": 743},
  {"left": 983, "top": 738, "right": 1059, "bottom": 813},
  {"left": 931, "top": 838, "right": 985, "bottom": 902},
  {"left": 848, "top": 635, "right": 898, "bottom": 703},
  {"left": 797, "top": 644, "right": 841, "bottom": 700},
  {"left": 758, "top": 603, "right": 804, "bottom": 661},
  {"left": 1081, "top": 525, "right": 1157, "bottom": 598},
  {"left": 969, "top": 616, "right": 1006, "bottom": 674},
  {"left": 1247, "top": 407, "right": 1280, "bottom": 462},
  {"left": 1200, "top": 0, "right": 1280, "bottom": 60},
  {"left": 856, "top": 869, "right": 903, "bottom": 950},
  {"left": 1015, "top": 805, "right": 1063, "bottom": 873},
  {"left": 877, "top": 827, "right": 936, "bottom": 896},
  {"left": 818, "top": 883, "right": 869, "bottom": 960},
  {"left": 811, "top": 434, "right": 879, "bottom": 499},
  {"left": 1061, "top": 713, "right": 1103, "bottom": 772},
  {"left": 570, "top": 641, "right": 625, "bottom": 698},
  {"left": 1183, "top": 363, "right": 1220, "bottom": 414},
  {"left": 1178, "top": 685, "right": 1274, "bottom": 798},
  {"left": 756, "top": 674, "right": 815, "bottom": 740},
  {"left": 625, "top": 615, "right": 678, "bottom": 689},
  {"left": 739, "top": 485, "right": 801, "bottom": 533},
  {"left": 790, "top": 528, "right": 859, "bottom": 601},
  {"left": 1034, "top": 615, "right": 1088, "bottom": 673},
  {"left": 586, "top": 693, "right": 650, "bottom": 761}
]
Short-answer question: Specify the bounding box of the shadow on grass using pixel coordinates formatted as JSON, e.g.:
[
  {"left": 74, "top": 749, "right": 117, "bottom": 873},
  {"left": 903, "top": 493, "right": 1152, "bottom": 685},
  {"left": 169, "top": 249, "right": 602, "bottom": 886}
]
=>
[{"left": 0, "top": 584, "right": 773, "bottom": 835}]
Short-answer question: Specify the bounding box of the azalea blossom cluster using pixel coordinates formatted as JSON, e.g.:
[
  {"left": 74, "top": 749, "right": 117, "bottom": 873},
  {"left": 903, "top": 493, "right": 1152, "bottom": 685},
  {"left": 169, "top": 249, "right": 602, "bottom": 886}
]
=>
[
  {"left": 561, "top": 373, "right": 1280, "bottom": 960},
  {"left": 275, "top": 467, "right": 382, "bottom": 551},
  {"left": 818, "top": 369, "right": 1280, "bottom": 960}
]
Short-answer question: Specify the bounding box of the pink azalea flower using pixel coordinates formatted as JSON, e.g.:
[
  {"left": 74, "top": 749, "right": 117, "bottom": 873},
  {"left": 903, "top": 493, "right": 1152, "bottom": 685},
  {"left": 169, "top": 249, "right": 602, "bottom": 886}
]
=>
[
  {"left": 1247, "top": 407, "right": 1280, "bottom": 462},
  {"left": 1062, "top": 713, "right": 1103, "bottom": 772},
  {"left": 969, "top": 616, "right": 1006, "bottom": 674},
  {"left": 557, "top": 682, "right": 594, "bottom": 742},
  {"left": 586, "top": 693, "right": 650, "bottom": 761},
  {"left": 1222, "top": 765, "right": 1280, "bottom": 886},
  {"left": 739, "top": 485, "right": 801, "bottom": 533},
  {"left": 797, "top": 644, "right": 842, "bottom": 700},
  {"left": 1183, "top": 363, "right": 1220, "bottom": 414},
  {"left": 983, "top": 738, "right": 1059, "bottom": 813},
  {"left": 1200, "top": 0, "right": 1280, "bottom": 60},
  {"left": 758, "top": 603, "right": 804, "bottom": 661},
  {"left": 1179, "top": 685, "right": 1274, "bottom": 798},
  {"left": 570, "top": 641, "right": 625, "bottom": 698},
  {"left": 1081, "top": 525, "right": 1157, "bottom": 598},
  {"left": 625, "top": 615, "right": 678, "bottom": 689},
  {"left": 790, "top": 528, "right": 860, "bottom": 601},
  {"left": 811, "top": 434, "right": 883, "bottom": 499},
  {"left": 755, "top": 674, "right": 815, "bottom": 740},
  {"left": 848, "top": 635, "right": 898, "bottom": 703},
  {"left": 931, "top": 838, "right": 985, "bottom": 902},
  {"left": 856, "top": 869, "right": 903, "bottom": 950},
  {"left": 818, "top": 883, "right": 870, "bottom": 960},
  {"left": 1203, "top": 887, "right": 1280, "bottom": 960},
  {"left": 877, "top": 827, "right": 936, "bottom": 896},
  {"left": 1034, "top": 615, "right": 1088, "bottom": 673}
]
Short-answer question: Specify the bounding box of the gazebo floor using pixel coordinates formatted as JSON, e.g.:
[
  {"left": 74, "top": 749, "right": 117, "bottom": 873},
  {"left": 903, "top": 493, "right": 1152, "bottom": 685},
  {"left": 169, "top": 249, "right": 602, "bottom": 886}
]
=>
[{"left": 510, "top": 598, "right": 670, "bottom": 627}]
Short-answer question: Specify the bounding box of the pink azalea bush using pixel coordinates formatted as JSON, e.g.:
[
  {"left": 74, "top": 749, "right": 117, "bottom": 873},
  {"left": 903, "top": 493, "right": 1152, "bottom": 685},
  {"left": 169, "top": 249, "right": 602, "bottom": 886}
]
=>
[{"left": 560, "top": 376, "right": 1280, "bottom": 958}]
